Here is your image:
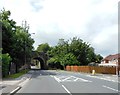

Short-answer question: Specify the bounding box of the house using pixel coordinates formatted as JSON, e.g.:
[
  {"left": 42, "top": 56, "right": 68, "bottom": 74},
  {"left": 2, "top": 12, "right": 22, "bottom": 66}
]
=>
[{"left": 99, "top": 54, "right": 120, "bottom": 67}]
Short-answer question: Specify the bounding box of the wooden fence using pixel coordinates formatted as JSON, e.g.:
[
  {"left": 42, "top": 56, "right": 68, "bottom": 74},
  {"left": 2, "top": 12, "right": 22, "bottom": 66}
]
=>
[{"left": 66, "top": 66, "right": 116, "bottom": 74}]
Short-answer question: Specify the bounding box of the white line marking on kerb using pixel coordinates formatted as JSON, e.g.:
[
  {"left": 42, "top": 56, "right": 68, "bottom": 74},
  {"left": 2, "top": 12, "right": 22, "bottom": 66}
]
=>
[
  {"left": 62, "top": 85, "right": 72, "bottom": 95},
  {"left": 103, "top": 85, "right": 120, "bottom": 92}
]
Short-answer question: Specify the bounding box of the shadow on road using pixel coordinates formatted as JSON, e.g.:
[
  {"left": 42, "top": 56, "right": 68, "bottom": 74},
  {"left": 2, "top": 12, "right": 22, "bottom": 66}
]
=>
[{"left": 30, "top": 70, "right": 58, "bottom": 79}]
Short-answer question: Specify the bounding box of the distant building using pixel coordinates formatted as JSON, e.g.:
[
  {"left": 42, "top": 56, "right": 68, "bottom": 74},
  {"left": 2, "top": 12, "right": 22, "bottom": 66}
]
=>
[{"left": 99, "top": 54, "right": 120, "bottom": 67}]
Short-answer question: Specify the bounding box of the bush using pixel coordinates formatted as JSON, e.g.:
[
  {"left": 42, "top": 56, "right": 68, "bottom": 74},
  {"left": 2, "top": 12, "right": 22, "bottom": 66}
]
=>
[
  {"left": 48, "top": 57, "right": 63, "bottom": 69},
  {"left": 2, "top": 53, "right": 12, "bottom": 77}
]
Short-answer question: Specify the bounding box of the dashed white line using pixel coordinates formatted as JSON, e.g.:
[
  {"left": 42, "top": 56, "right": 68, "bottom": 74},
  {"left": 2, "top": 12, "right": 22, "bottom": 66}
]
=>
[
  {"left": 50, "top": 75, "right": 60, "bottom": 83},
  {"left": 51, "top": 75, "right": 72, "bottom": 95},
  {"left": 103, "top": 85, "right": 119, "bottom": 92},
  {"left": 62, "top": 85, "right": 72, "bottom": 95},
  {"left": 54, "top": 76, "right": 60, "bottom": 83}
]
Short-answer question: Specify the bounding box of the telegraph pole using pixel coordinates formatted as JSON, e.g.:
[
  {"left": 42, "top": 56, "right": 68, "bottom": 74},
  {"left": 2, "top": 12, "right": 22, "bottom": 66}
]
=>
[{"left": 22, "top": 20, "right": 29, "bottom": 66}]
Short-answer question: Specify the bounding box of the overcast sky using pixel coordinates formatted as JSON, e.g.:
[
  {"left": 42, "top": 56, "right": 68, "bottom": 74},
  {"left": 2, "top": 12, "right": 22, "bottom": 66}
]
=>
[{"left": 0, "top": 0, "right": 119, "bottom": 57}]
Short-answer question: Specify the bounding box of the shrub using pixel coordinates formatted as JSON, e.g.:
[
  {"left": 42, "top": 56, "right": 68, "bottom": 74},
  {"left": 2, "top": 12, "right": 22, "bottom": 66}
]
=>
[{"left": 2, "top": 53, "right": 12, "bottom": 77}]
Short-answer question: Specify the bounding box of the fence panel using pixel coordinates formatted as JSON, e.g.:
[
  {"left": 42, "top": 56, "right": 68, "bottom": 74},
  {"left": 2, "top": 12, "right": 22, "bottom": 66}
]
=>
[{"left": 66, "top": 66, "right": 116, "bottom": 74}]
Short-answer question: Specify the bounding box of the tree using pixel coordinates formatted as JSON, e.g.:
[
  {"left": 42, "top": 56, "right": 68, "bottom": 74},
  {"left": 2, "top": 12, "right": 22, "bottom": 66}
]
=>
[
  {"left": 69, "top": 37, "right": 92, "bottom": 65},
  {"left": 61, "top": 53, "right": 80, "bottom": 67},
  {"left": 95, "top": 54, "right": 103, "bottom": 63},
  {"left": 37, "top": 43, "right": 50, "bottom": 53},
  {"left": 47, "top": 37, "right": 103, "bottom": 69},
  {"left": 1, "top": 9, "right": 34, "bottom": 73}
]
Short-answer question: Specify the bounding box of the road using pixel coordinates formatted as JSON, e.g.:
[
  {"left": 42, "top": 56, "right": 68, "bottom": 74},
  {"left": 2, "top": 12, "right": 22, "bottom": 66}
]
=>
[{"left": 16, "top": 70, "right": 119, "bottom": 95}]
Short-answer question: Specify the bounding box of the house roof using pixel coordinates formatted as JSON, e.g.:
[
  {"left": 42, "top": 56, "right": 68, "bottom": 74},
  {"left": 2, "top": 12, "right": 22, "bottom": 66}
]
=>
[{"left": 102, "top": 54, "right": 120, "bottom": 61}]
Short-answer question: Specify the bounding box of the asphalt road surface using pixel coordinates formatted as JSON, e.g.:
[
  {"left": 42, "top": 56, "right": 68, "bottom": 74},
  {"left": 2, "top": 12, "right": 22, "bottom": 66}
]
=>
[{"left": 16, "top": 70, "right": 119, "bottom": 95}]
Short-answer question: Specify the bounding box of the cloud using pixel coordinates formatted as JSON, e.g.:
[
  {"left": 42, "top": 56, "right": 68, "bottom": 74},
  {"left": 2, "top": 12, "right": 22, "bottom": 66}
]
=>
[
  {"left": 29, "top": 0, "right": 44, "bottom": 12},
  {"left": 0, "top": 0, "right": 118, "bottom": 57}
]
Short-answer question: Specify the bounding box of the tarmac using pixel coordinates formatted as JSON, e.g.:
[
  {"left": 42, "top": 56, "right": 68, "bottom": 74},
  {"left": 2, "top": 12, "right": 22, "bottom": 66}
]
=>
[{"left": 0, "top": 70, "right": 119, "bottom": 95}]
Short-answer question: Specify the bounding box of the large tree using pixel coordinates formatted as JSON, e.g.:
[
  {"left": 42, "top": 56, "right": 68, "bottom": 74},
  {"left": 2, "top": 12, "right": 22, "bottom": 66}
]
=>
[
  {"left": 36, "top": 43, "right": 50, "bottom": 53},
  {"left": 47, "top": 37, "right": 103, "bottom": 69},
  {"left": 1, "top": 9, "right": 34, "bottom": 73}
]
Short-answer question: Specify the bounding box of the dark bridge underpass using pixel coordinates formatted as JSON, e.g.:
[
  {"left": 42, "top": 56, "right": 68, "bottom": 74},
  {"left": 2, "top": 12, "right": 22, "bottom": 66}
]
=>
[{"left": 32, "top": 51, "right": 48, "bottom": 70}]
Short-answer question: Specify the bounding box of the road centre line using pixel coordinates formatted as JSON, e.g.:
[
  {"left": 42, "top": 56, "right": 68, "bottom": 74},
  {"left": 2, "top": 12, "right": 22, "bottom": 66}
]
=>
[
  {"left": 62, "top": 85, "right": 72, "bottom": 95},
  {"left": 50, "top": 75, "right": 71, "bottom": 94},
  {"left": 54, "top": 76, "right": 60, "bottom": 83},
  {"left": 50, "top": 75, "right": 60, "bottom": 83},
  {"left": 103, "top": 85, "right": 120, "bottom": 92}
]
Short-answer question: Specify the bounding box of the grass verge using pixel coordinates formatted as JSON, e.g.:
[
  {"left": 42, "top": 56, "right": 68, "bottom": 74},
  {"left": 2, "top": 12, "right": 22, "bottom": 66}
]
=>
[{"left": 4, "top": 69, "right": 29, "bottom": 79}]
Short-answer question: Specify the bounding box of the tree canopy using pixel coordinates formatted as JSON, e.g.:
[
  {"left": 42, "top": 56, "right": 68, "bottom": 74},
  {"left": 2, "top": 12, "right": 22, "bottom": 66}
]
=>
[
  {"left": 1, "top": 9, "right": 34, "bottom": 74},
  {"left": 47, "top": 37, "right": 103, "bottom": 69},
  {"left": 36, "top": 43, "right": 50, "bottom": 53}
]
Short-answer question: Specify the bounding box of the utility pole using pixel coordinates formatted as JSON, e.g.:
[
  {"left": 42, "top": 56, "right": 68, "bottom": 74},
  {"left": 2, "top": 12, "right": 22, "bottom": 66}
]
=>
[
  {"left": 22, "top": 20, "right": 35, "bottom": 70},
  {"left": 22, "top": 20, "right": 29, "bottom": 66}
]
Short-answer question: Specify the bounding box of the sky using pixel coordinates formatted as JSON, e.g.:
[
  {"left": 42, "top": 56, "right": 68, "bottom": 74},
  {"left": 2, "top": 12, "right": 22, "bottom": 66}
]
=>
[{"left": 0, "top": 0, "right": 119, "bottom": 57}]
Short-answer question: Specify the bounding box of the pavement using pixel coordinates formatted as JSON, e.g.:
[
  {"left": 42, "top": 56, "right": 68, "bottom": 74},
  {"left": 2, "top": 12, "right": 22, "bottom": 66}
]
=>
[
  {"left": 0, "top": 70, "right": 119, "bottom": 95},
  {"left": 0, "top": 71, "right": 32, "bottom": 95}
]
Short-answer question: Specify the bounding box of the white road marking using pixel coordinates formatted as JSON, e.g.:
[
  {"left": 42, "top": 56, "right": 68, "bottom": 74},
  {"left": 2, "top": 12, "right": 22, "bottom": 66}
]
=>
[
  {"left": 54, "top": 76, "right": 60, "bottom": 83},
  {"left": 10, "top": 87, "right": 21, "bottom": 94},
  {"left": 103, "top": 85, "right": 120, "bottom": 92},
  {"left": 86, "top": 75, "right": 118, "bottom": 83},
  {"left": 52, "top": 75, "right": 92, "bottom": 82},
  {"left": 71, "top": 76, "right": 92, "bottom": 82},
  {"left": 50, "top": 75, "right": 60, "bottom": 83},
  {"left": 62, "top": 85, "right": 72, "bottom": 95},
  {"left": 62, "top": 76, "right": 73, "bottom": 81},
  {"left": 74, "top": 78, "right": 79, "bottom": 81},
  {"left": 57, "top": 76, "right": 67, "bottom": 79}
]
